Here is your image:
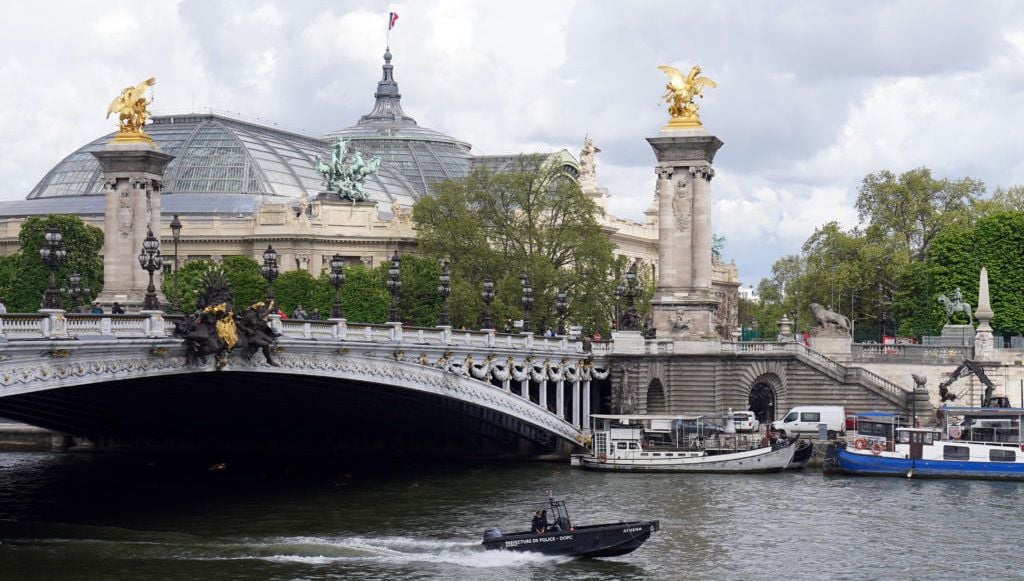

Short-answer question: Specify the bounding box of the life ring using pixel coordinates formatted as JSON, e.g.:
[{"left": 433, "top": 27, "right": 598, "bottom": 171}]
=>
[
  {"left": 950, "top": 427, "right": 962, "bottom": 440},
  {"left": 871, "top": 442, "right": 883, "bottom": 455},
  {"left": 854, "top": 438, "right": 867, "bottom": 450},
  {"left": 1019, "top": 443, "right": 1024, "bottom": 453},
  {"left": 597, "top": 453, "right": 608, "bottom": 464}
]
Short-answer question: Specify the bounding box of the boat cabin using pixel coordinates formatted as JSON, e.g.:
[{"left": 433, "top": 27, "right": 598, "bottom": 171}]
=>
[{"left": 940, "top": 406, "right": 1024, "bottom": 445}]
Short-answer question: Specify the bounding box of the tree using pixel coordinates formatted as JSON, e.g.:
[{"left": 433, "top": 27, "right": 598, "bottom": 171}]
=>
[
  {"left": 274, "top": 270, "right": 320, "bottom": 318},
  {"left": 338, "top": 265, "right": 388, "bottom": 323},
  {"left": 856, "top": 167, "right": 983, "bottom": 262},
  {"left": 220, "top": 256, "right": 265, "bottom": 309},
  {"left": 413, "top": 157, "right": 617, "bottom": 334},
  {"left": 0, "top": 214, "right": 103, "bottom": 312}
]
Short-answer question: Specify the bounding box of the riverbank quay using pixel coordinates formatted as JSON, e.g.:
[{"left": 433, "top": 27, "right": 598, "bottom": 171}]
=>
[{"left": 0, "top": 421, "right": 65, "bottom": 451}]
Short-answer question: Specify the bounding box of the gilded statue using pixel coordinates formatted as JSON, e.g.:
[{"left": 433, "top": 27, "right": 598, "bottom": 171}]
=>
[
  {"left": 106, "top": 77, "right": 156, "bottom": 142},
  {"left": 657, "top": 65, "right": 717, "bottom": 129}
]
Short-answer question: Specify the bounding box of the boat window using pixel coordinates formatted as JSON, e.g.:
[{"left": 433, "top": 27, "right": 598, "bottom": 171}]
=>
[
  {"left": 801, "top": 412, "right": 820, "bottom": 422},
  {"left": 617, "top": 442, "right": 628, "bottom": 450},
  {"left": 898, "top": 431, "right": 910, "bottom": 444},
  {"left": 628, "top": 443, "right": 639, "bottom": 450},
  {"left": 652, "top": 453, "right": 661, "bottom": 457},
  {"left": 943, "top": 445, "right": 970, "bottom": 461},
  {"left": 784, "top": 412, "right": 798, "bottom": 422},
  {"left": 640, "top": 453, "right": 649, "bottom": 457},
  {"left": 664, "top": 453, "right": 673, "bottom": 457},
  {"left": 858, "top": 422, "right": 891, "bottom": 438},
  {"left": 989, "top": 449, "right": 1016, "bottom": 462},
  {"left": 923, "top": 432, "right": 935, "bottom": 445}
]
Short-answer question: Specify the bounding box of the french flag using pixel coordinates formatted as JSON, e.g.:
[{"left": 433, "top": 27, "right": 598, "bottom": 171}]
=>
[{"left": 389, "top": 12, "right": 399, "bottom": 30}]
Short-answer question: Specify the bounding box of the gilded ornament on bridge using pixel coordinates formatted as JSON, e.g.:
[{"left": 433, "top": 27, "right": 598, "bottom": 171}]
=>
[
  {"left": 106, "top": 77, "right": 157, "bottom": 143},
  {"left": 657, "top": 65, "right": 717, "bottom": 129}
]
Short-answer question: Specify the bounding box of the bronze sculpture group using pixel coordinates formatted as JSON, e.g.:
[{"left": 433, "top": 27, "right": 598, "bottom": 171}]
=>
[{"left": 173, "top": 270, "right": 279, "bottom": 369}]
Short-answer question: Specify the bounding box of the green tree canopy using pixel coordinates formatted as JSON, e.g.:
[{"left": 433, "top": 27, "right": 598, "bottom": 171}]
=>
[
  {"left": 0, "top": 214, "right": 103, "bottom": 312},
  {"left": 412, "top": 157, "right": 617, "bottom": 333}
]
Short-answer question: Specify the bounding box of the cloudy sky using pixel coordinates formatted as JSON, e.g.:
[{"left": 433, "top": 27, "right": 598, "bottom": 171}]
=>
[{"left": 2, "top": 1, "right": 1024, "bottom": 284}]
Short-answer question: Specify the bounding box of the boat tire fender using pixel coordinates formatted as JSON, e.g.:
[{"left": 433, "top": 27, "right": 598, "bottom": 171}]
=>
[
  {"left": 597, "top": 453, "right": 608, "bottom": 464},
  {"left": 854, "top": 438, "right": 867, "bottom": 450},
  {"left": 870, "top": 442, "right": 883, "bottom": 455}
]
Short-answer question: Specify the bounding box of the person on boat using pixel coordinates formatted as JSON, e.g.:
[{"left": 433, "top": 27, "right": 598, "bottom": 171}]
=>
[{"left": 531, "top": 511, "right": 545, "bottom": 533}]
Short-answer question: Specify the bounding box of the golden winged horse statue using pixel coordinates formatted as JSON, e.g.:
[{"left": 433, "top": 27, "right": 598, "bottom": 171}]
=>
[
  {"left": 106, "top": 77, "right": 156, "bottom": 141},
  {"left": 657, "top": 65, "right": 717, "bottom": 128}
]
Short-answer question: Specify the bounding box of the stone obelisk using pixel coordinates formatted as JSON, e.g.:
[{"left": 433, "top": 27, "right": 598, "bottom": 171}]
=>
[
  {"left": 92, "top": 78, "right": 174, "bottom": 311},
  {"left": 648, "top": 64, "right": 722, "bottom": 341},
  {"left": 974, "top": 267, "right": 996, "bottom": 361}
]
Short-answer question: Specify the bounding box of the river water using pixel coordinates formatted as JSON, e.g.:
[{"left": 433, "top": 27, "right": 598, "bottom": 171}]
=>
[{"left": 0, "top": 452, "right": 1020, "bottom": 580}]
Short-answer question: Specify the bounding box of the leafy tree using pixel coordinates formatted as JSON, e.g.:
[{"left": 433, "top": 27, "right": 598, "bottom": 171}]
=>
[
  {"left": 413, "top": 157, "right": 617, "bottom": 334},
  {"left": 856, "top": 167, "right": 983, "bottom": 262},
  {"left": 0, "top": 214, "right": 103, "bottom": 312},
  {"left": 273, "top": 270, "right": 321, "bottom": 318},
  {"left": 393, "top": 254, "right": 441, "bottom": 326},
  {"left": 220, "top": 256, "right": 265, "bottom": 309},
  {"left": 338, "top": 265, "right": 388, "bottom": 323}
]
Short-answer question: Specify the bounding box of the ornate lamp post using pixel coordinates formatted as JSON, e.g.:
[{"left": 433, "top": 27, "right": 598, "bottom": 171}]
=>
[
  {"left": 137, "top": 227, "right": 163, "bottom": 311},
  {"left": 555, "top": 289, "right": 568, "bottom": 336},
  {"left": 261, "top": 244, "right": 279, "bottom": 302},
  {"left": 39, "top": 226, "right": 66, "bottom": 310},
  {"left": 623, "top": 263, "right": 639, "bottom": 331},
  {"left": 66, "top": 272, "right": 90, "bottom": 311},
  {"left": 329, "top": 254, "right": 345, "bottom": 319},
  {"left": 437, "top": 259, "right": 451, "bottom": 326},
  {"left": 170, "top": 214, "right": 182, "bottom": 313},
  {"left": 519, "top": 271, "right": 533, "bottom": 333},
  {"left": 480, "top": 278, "right": 495, "bottom": 330},
  {"left": 614, "top": 282, "right": 624, "bottom": 329},
  {"left": 386, "top": 250, "right": 401, "bottom": 323}
]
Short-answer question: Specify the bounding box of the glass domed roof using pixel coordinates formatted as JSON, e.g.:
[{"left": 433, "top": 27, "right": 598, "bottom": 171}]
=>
[
  {"left": 27, "top": 114, "right": 426, "bottom": 208},
  {"left": 323, "top": 49, "right": 473, "bottom": 195}
]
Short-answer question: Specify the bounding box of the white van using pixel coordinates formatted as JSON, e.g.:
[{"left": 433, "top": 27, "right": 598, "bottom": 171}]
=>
[{"left": 771, "top": 406, "right": 846, "bottom": 439}]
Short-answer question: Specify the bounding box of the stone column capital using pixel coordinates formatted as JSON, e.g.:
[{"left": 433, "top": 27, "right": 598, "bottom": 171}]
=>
[
  {"left": 689, "top": 164, "right": 716, "bottom": 181},
  {"left": 655, "top": 166, "right": 674, "bottom": 180}
]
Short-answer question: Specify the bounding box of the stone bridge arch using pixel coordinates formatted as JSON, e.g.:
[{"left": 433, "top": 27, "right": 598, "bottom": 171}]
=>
[
  {"left": 0, "top": 344, "right": 586, "bottom": 455},
  {"left": 732, "top": 360, "right": 788, "bottom": 423}
]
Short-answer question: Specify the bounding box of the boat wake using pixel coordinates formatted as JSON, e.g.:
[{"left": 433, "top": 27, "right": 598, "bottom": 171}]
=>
[{"left": 210, "top": 535, "right": 572, "bottom": 568}]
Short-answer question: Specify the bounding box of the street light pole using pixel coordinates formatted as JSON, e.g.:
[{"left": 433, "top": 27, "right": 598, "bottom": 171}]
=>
[
  {"left": 386, "top": 251, "right": 401, "bottom": 323},
  {"left": 39, "top": 226, "right": 66, "bottom": 310},
  {"left": 329, "top": 254, "right": 345, "bottom": 319},
  {"left": 481, "top": 278, "right": 495, "bottom": 330},
  {"left": 555, "top": 289, "right": 568, "bottom": 336},
  {"left": 437, "top": 259, "right": 451, "bottom": 327},
  {"left": 137, "top": 228, "right": 163, "bottom": 311},
  {"left": 261, "top": 245, "right": 279, "bottom": 303},
  {"left": 623, "top": 263, "right": 639, "bottom": 331},
  {"left": 170, "top": 214, "right": 182, "bottom": 314},
  {"left": 519, "top": 271, "right": 533, "bottom": 333}
]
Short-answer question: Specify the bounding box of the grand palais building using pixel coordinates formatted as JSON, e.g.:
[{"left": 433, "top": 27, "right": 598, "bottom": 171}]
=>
[{"left": 0, "top": 49, "right": 739, "bottom": 334}]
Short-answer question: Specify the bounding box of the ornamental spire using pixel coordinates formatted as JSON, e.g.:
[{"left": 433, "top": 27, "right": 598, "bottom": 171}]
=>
[{"left": 357, "top": 48, "right": 417, "bottom": 128}]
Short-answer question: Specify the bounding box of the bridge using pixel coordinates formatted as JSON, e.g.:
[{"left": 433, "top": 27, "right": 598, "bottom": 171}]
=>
[
  {"left": 0, "top": 312, "right": 612, "bottom": 457},
  {"left": 0, "top": 311, "right": 924, "bottom": 457}
]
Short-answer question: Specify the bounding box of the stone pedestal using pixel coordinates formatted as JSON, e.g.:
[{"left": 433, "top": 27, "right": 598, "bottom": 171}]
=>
[
  {"left": 808, "top": 334, "right": 852, "bottom": 362},
  {"left": 939, "top": 324, "right": 975, "bottom": 347},
  {"left": 647, "top": 129, "right": 724, "bottom": 339},
  {"left": 92, "top": 142, "right": 174, "bottom": 311},
  {"left": 611, "top": 330, "right": 645, "bottom": 354}
]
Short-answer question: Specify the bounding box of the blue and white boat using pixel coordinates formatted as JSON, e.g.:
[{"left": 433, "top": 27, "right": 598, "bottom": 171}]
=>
[{"left": 824, "top": 407, "right": 1024, "bottom": 480}]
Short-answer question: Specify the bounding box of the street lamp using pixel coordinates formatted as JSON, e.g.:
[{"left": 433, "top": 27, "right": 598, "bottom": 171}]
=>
[
  {"left": 614, "top": 282, "right": 624, "bottom": 329},
  {"left": 170, "top": 214, "right": 182, "bottom": 313},
  {"left": 519, "top": 271, "right": 533, "bottom": 333},
  {"left": 261, "top": 244, "right": 279, "bottom": 302},
  {"left": 481, "top": 278, "right": 495, "bottom": 330},
  {"left": 437, "top": 259, "right": 451, "bottom": 326},
  {"left": 556, "top": 289, "right": 568, "bottom": 335},
  {"left": 623, "top": 263, "right": 639, "bottom": 331},
  {"left": 66, "top": 272, "right": 90, "bottom": 311},
  {"left": 386, "top": 250, "right": 401, "bottom": 323},
  {"left": 329, "top": 254, "right": 345, "bottom": 319},
  {"left": 137, "top": 227, "right": 163, "bottom": 311},
  {"left": 39, "top": 227, "right": 67, "bottom": 310}
]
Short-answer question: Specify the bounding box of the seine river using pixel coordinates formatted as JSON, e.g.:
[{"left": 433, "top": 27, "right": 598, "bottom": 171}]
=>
[{"left": 0, "top": 452, "right": 1020, "bottom": 580}]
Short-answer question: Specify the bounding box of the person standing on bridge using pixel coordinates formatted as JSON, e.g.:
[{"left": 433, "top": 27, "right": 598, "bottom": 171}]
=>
[
  {"left": 0, "top": 298, "right": 6, "bottom": 314},
  {"left": 292, "top": 304, "right": 307, "bottom": 320}
]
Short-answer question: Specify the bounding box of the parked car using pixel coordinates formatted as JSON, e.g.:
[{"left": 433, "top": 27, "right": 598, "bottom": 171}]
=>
[
  {"left": 771, "top": 406, "right": 847, "bottom": 439},
  {"left": 731, "top": 411, "right": 760, "bottom": 432}
]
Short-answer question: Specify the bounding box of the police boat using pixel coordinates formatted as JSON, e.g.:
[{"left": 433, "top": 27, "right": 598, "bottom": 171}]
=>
[{"left": 481, "top": 497, "right": 659, "bottom": 558}]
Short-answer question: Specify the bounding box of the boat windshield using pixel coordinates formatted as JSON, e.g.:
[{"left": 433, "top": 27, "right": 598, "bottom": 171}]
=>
[{"left": 549, "top": 499, "right": 572, "bottom": 531}]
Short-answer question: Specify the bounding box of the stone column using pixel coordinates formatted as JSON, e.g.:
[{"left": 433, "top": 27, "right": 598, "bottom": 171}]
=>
[
  {"left": 556, "top": 379, "right": 565, "bottom": 419},
  {"left": 646, "top": 131, "right": 724, "bottom": 341},
  {"left": 539, "top": 380, "right": 548, "bottom": 411},
  {"left": 520, "top": 379, "right": 529, "bottom": 399},
  {"left": 582, "top": 380, "right": 592, "bottom": 431},
  {"left": 572, "top": 380, "right": 581, "bottom": 428},
  {"left": 92, "top": 142, "right": 174, "bottom": 310}
]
